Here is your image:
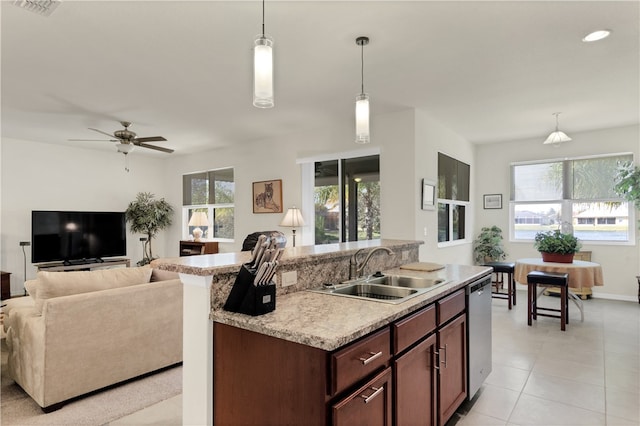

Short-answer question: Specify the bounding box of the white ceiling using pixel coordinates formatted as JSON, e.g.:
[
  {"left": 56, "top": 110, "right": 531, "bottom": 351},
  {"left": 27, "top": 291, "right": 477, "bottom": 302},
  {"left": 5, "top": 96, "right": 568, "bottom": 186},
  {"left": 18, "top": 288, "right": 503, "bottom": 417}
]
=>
[{"left": 2, "top": 1, "right": 639, "bottom": 156}]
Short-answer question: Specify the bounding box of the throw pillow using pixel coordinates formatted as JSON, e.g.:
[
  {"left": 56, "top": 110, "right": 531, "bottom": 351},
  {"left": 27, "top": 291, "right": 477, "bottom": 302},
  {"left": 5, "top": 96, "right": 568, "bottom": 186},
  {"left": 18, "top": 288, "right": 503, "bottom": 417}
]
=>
[
  {"left": 34, "top": 267, "right": 153, "bottom": 315},
  {"left": 24, "top": 279, "right": 38, "bottom": 300}
]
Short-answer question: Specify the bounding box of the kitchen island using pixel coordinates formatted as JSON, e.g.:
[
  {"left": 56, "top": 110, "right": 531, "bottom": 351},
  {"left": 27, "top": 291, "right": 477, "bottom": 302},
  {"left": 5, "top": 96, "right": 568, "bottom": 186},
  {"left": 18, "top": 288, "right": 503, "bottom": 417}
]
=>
[{"left": 153, "top": 239, "right": 491, "bottom": 425}]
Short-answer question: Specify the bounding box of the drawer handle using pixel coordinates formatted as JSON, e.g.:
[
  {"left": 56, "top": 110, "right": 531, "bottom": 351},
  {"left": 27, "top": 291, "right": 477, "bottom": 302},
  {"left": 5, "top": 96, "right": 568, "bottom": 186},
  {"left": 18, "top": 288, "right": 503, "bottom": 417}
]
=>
[
  {"left": 359, "top": 351, "right": 383, "bottom": 365},
  {"left": 360, "top": 386, "right": 384, "bottom": 404}
]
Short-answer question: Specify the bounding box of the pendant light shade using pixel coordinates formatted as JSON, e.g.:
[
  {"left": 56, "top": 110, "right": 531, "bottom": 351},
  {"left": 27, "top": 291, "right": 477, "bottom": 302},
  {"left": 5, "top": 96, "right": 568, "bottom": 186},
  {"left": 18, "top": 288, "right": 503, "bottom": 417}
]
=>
[
  {"left": 253, "top": 0, "right": 274, "bottom": 108},
  {"left": 355, "top": 36, "right": 370, "bottom": 144},
  {"left": 253, "top": 35, "right": 274, "bottom": 108},
  {"left": 543, "top": 112, "right": 572, "bottom": 145},
  {"left": 355, "top": 93, "right": 370, "bottom": 144}
]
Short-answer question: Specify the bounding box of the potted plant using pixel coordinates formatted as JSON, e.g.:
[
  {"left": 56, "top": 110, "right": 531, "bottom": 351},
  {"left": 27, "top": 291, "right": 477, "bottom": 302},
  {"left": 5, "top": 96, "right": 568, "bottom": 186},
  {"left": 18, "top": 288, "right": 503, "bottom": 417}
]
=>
[
  {"left": 473, "top": 226, "right": 507, "bottom": 264},
  {"left": 125, "top": 192, "right": 174, "bottom": 266},
  {"left": 534, "top": 229, "right": 581, "bottom": 263}
]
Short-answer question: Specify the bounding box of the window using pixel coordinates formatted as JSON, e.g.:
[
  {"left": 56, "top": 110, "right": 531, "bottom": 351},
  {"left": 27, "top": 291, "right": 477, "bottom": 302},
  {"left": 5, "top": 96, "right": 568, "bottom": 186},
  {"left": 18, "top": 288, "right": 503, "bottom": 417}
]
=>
[
  {"left": 437, "top": 153, "right": 470, "bottom": 243},
  {"left": 314, "top": 155, "right": 380, "bottom": 244},
  {"left": 511, "top": 154, "right": 633, "bottom": 242},
  {"left": 182, "top": 168, "right": 235, "bottom": 240}
]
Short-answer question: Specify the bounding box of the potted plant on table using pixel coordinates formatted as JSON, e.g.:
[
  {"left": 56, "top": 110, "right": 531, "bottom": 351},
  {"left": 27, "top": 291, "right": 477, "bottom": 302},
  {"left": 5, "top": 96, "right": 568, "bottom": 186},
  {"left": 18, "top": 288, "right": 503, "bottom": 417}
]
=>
[
  {"left": 473, "top": 226, "right": 507, "bottom": 264},
  {"left": 534, "top": 229, "right": 581, "bottom": 263},
  {"left": 125, "top": 192, "right": 174, "bottom": 266}
]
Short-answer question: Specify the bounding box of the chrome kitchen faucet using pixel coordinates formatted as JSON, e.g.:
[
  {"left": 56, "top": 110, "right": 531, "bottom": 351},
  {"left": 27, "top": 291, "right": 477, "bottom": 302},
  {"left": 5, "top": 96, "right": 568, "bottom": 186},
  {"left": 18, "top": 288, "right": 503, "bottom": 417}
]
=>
[{"left": 349, "top": 247, "right": 395, "bottom": 279}]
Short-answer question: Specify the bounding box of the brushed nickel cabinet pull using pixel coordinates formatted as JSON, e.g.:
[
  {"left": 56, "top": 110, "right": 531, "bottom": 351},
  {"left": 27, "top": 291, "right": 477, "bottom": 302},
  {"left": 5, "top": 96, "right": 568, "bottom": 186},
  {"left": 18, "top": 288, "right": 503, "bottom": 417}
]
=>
[
  {"left": 359, "top": 351, "right": 383, "bottom": 365},
  {"left": 360, "top": 386, "right": 384, "bottom": 404},
  {"left": 440, "top": 344, "right": 448, "bottom": 368}
]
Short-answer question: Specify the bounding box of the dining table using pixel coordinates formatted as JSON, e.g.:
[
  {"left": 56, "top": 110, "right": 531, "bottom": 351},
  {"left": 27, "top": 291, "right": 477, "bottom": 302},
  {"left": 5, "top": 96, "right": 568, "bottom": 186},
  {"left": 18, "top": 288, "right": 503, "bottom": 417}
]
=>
[{"left": 515, "top": 258, "right": 604, "bottom": 299}]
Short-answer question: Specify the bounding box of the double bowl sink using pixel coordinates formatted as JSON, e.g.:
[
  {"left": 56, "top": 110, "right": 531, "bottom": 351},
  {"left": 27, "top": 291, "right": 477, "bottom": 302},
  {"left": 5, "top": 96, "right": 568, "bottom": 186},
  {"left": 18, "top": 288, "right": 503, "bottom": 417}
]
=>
[{"left": 311, "top": 273, "right": 448, "bottom": 304}]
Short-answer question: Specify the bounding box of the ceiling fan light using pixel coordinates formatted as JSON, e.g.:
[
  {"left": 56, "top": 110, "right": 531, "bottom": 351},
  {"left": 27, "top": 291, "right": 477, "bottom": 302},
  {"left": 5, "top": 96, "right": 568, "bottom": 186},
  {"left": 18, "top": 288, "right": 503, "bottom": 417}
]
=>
[
  {"left": 117, "top": 143, "right": 135, "bottom": 154},
  {"left": 543, "top": 131, "right": 572, "bottom": 145}
]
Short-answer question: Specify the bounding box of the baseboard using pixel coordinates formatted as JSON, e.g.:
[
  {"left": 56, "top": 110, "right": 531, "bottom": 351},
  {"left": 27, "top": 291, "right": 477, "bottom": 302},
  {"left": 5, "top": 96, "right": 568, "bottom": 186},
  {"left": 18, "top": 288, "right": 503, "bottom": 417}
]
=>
[{"left": 591, "top": 292, "right": 637, "bottom": 302}]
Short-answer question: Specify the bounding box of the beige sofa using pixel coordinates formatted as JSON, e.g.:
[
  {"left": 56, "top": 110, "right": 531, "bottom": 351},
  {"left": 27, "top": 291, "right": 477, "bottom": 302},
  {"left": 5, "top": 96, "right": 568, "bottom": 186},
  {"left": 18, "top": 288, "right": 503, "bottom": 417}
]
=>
[{"left": 2, "top": 266, "right": 183, "bottom": 411}]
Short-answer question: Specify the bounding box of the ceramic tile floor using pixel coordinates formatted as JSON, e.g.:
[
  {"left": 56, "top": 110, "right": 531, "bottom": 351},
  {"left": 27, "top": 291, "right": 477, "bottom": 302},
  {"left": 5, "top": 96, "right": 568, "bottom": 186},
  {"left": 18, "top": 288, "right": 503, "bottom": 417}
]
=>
[
  {"left": 110, "top": 291, "right": 639, "bottom": 426},
  {"left": 452, "top": 290, "right": 640, "bottom": 426}
]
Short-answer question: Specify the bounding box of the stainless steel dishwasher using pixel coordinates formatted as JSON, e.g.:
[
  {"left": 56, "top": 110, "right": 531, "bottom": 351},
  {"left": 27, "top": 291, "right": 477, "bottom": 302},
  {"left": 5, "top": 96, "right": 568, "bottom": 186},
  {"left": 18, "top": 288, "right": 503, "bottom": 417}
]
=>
[{"left": 466, "top": 275, "right": 492, "bottom": 400}]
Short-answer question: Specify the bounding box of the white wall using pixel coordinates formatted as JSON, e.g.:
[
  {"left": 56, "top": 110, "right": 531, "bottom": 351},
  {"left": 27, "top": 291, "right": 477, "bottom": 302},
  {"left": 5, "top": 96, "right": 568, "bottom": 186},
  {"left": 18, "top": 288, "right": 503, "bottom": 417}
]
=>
[
  {"left": 0, "top": 138, "right": 169, "bottom": 295},
  {"left": 414, "top": 109, "right": 476, "bottom": 265},
  {"left": 475, "top": 124, "right": 640, "bottom": 299},
  {"left": 160, "top": 109, "right": 422, "bottom": 255}
]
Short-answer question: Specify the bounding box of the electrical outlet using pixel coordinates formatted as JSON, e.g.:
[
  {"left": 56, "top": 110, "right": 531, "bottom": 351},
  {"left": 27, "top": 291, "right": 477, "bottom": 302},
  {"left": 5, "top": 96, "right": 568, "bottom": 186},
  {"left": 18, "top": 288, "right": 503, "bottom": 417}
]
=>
[
  {"left": 423, "top": 227, "right": 428, "bottom": 237},
  {"left": 281, "top": 270, "right": 297, "bottom": 287},
  {"left": 401, "top": 250, "right": 409, "bottom": 261}
]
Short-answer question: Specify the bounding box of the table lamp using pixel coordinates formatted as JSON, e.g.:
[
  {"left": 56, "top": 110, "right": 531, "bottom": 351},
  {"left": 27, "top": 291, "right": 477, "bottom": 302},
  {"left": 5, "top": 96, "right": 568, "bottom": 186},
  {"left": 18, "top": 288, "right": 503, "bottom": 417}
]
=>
[
  {"left": 188, "top": 212, "right": 209, "bottom": 242},
  {"left": 280, "top": 206, "right": 305, "bottom": 247}
]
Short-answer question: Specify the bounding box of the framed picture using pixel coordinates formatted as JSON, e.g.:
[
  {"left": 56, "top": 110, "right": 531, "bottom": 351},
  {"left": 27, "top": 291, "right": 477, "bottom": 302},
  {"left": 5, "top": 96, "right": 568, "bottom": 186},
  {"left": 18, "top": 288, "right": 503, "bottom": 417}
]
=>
[
  {"left": 483, "top": 194, "right": 502, "bottom": 209},
  {"left": 253, "top": 179, "right": 283, "bottom": 213},
  {"left": 421, "top": 179, "right": 436, "bottom": 210}
]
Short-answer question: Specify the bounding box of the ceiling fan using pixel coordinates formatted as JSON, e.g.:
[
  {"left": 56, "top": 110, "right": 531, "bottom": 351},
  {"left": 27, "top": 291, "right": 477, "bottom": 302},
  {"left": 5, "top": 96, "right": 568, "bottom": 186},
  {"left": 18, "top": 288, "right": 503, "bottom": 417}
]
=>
[{"left": 70, "top": 121, "right": 174, "bottom": 154}]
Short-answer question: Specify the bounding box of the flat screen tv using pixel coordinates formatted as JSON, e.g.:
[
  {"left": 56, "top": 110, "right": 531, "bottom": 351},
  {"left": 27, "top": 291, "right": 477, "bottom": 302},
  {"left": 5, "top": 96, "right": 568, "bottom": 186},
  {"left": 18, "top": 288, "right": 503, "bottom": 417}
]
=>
[{"left": 32, "top": 211, "right": 127, "bottom": 264}]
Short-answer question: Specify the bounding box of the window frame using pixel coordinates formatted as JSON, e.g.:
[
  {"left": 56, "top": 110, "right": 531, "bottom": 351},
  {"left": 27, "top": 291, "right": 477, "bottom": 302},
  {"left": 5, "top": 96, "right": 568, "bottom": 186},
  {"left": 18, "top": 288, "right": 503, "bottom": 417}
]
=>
[
  {"left": 437, "top": 152, "right": 471, "bottom": 246},
  {"left": 182, "top": 167, "right": 235, "bottom": 242},
  {"left": 510, "top": 153, "right": 635, "bottom": 245}
]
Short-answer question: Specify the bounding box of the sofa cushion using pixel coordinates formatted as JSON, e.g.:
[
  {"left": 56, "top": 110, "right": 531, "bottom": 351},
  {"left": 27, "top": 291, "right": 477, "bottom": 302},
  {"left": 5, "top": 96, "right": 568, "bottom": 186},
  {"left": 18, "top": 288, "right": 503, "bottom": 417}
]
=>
[{"left": 34, "top": 267, "right": 152, "bottom": 315}]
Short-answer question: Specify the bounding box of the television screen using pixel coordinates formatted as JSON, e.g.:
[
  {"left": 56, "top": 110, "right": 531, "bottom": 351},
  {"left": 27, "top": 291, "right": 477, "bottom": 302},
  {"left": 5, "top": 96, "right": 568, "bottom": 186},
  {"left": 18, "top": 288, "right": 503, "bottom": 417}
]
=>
[{"left": 32, "top": 211, "right": 127, "bottom": 264}]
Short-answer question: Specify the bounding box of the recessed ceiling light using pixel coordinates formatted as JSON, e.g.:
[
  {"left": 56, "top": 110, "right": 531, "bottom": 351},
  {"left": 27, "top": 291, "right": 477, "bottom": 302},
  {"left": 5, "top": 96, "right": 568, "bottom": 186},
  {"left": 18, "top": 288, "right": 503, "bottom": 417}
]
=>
[{"left": 582, "top": 30, "right": 611, "bottom": 42}]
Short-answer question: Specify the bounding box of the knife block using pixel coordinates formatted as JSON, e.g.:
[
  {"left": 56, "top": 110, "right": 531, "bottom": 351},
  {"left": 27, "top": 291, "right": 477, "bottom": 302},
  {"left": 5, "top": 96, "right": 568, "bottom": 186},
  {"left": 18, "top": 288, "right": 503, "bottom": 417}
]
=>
[{"left": 223, "top": 263, "right": 276, "bottom": 316}]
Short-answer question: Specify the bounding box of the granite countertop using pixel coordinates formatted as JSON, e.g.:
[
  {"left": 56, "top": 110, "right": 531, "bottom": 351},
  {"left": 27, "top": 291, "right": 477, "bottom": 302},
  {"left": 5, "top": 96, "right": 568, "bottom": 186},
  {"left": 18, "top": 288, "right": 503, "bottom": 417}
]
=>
[
  {"left": 152, "top": 239, "right": 422, "bottom": 276},
  {"left": 212, "top": 264, "right": 492, "bottom": 351}
]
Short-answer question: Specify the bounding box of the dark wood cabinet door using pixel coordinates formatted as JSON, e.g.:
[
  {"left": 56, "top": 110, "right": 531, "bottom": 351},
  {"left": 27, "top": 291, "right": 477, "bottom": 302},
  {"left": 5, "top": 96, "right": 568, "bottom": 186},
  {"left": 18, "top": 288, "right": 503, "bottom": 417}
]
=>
[
  {"left": 437, "top": 314, "right": 467, "bottom": 425},
  {"left": 394, "top": 333, "right": 437, "bottom": 426},
  {"left": 332, "top": 367, "right": 392, "bottom": 426}
]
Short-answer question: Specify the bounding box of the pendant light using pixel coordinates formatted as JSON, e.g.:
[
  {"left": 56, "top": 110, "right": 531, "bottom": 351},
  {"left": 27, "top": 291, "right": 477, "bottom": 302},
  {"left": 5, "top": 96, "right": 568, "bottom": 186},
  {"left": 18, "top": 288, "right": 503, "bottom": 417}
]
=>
[
  {"left": 543, "top": 112, "right": 572, "bottom": 145},
  {"left": 253, "top": 0, "right": 274, "bottom": 108},
  {"left": 355, "top": 36, "right": 370, "bottom": 144}
]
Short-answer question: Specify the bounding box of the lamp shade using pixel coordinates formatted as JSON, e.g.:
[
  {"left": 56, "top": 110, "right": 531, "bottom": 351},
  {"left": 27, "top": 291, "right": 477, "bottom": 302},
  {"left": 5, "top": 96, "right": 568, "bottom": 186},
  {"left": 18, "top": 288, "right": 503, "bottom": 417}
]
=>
[
  {"left": 543, "top": 131, "right": 572, "bottom": 145},
  {"left": 280, "top": 207, "right": 305, "bottom": 227},
  {"left": 188, "top": 211, "right": 209, "bottom": 227}
]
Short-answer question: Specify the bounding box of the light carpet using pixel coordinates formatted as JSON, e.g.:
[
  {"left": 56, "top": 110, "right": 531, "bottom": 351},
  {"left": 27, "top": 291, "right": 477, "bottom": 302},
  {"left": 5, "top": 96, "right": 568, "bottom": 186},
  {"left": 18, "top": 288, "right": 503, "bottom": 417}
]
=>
[{"left": 0, "top": 339, "right": 182, "bottom": 426}]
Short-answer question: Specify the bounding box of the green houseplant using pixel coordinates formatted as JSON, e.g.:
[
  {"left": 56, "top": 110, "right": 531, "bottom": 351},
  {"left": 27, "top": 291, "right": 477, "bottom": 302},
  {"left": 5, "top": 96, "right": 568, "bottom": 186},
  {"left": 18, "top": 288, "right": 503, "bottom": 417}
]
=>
[
  {"left": 473, "top": 226, "right": 507, "bottom": 264},
  {"left": 125, "top": 192, "right": 174, "bottom": 266},
  {"left": 534, "top": 229, "right": 581, "bottom": 263}
]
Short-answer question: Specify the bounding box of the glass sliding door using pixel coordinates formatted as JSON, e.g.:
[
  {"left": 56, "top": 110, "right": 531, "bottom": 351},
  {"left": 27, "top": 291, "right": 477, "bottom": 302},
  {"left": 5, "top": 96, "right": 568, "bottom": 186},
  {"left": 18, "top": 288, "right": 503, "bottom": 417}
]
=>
[{"left": 314, "top": 155, "right": 380, "bottom": 245}]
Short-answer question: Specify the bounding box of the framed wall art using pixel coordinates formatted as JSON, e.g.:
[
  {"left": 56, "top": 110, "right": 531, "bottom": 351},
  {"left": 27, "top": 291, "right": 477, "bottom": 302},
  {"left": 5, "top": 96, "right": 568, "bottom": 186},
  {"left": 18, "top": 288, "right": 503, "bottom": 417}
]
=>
[
  {"left": 421, "top": 179, "right": 436, "bottom": 210},
  {"left": 483, "top": 194, "right": 502, "bottom": 209},
  {"left": 253, "top": 179, "right": 283, "bottom": 213}
]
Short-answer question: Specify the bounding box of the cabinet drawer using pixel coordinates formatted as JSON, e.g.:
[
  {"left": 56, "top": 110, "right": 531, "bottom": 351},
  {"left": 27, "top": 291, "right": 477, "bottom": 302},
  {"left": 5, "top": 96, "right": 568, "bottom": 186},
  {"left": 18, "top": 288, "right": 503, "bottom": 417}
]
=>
[
  {"left": 437, "top": 289, "right": 465, "bottom": 325},
  {"left": 332, "top": 367, "right": 392, "bottom": 426},
  {"left": 393, "top": 304, "right": 436, "bottom": 354},
  {"left": 330, "top": 327, "right": 391, "bottom": 396}
]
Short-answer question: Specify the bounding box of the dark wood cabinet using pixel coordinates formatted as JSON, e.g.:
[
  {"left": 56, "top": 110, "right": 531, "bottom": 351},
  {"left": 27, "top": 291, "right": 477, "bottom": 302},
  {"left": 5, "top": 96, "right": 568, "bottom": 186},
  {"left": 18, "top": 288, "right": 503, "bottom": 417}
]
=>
[
  {"left": 213, "top": 287, "right": 469, "bottom": 426},
  {"left": 1, "top": 271, "right": 11, "bottom": 300},
  {"left": 332, "top": 367, "right": 392, "bottom": 426},
  {"left": 437, "top": 314, "right": 467, "bottom": 424},
  {"left": 394, "top": 333, "right": 438, "bottom": 426},
  {"left": 179, "top": 240, "right": 218, "bottom": 256}
]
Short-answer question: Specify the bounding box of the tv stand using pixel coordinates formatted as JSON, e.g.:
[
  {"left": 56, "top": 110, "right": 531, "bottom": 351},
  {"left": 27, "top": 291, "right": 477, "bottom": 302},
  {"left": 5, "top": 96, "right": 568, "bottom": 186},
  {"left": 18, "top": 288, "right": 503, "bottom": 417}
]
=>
[
  {"left": 37, "top": 258, "right": 130, "bottom": 272},
  {"left": 62, "top": 258, "right": 103, "bottom": 267}
]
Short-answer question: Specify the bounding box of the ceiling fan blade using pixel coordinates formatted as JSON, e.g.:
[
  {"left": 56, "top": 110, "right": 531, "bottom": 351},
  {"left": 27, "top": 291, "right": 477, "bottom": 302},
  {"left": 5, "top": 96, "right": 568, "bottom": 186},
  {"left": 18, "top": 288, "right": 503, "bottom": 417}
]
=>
[
  {"left": 89, "top": 128, "right": 119, "bottom": 139},
  {"left": 137, "top": 143, "right": 174, "bottom": 154},
  {"left": 135, "top": 136, "right": 167, "bottom": 143},
  {"left": 68, "top": 138, "right": 117, "bottom": 142}
]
